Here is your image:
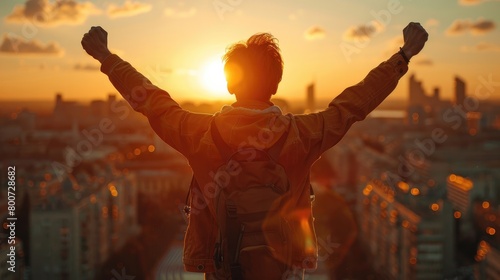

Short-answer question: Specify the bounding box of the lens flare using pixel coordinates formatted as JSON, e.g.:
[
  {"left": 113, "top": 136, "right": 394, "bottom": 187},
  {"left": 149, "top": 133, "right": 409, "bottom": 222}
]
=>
[{"left": 200, "top": 59, "right": 228, "bottom": 98}]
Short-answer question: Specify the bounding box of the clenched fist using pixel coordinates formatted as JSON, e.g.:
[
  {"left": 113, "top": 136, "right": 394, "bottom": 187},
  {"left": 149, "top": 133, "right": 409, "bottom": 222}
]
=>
[
  {"left": 400, "top": 22, "right": 429, "bottom": 60},
  {"left": 81, "top": 26, "right": 112, "bottom": 63}
]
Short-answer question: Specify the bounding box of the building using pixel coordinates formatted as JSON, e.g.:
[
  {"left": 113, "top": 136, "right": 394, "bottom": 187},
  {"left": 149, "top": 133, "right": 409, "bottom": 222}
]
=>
[
  {"left": 475, "top": 241, "right": 500, "bottom": 280},
  {"left": 466, "top": 112, "right": 482, "bottom": 136},
  {"left": 29, "top": 171, "right": 139, "bottom": 280},
  {"left": 306, "top": 83, "right": 315, "bottom": 113},
  {"left": 0, "top": 92, "right": 196, "bottom": 280},
  {"left": 408, "top": 74, "right": 446, "bottom": 109},
  {"left": 358, "top": 180, "right": 456, "bottom": 279},
  {"left": 0, "top": 238, "right": 25, "bottom": 280},
  {"left": 407, "top": 74, "right": 453, "bottom": 127},
  {"left": 455, "top": 76, "right": 466, "bottom": 106},
  {"left": 0, "top": 201, "right": 26, "bottom": 280},
  {"left": 324, "top": 73, "right": 500, "bottom": 278},
  {"left": 446, "top": 174, "right": 474, "bottom": 214},
  {"left": 51, "top": 93, "right": 148, "bottom": 130},
  {"left": 118, "top": 140, "right": 192, "bottom": 198},
  {"left": 135, "top": 169, "right": 191, "bottom": 197},
  {"left": 53, "top": 93, "right": 85, "bottom": 126}
]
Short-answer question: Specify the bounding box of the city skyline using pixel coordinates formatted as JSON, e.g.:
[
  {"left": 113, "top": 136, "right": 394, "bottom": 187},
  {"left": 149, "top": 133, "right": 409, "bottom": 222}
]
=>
[
  {"left": 1, "top": 1, "right": 500, "bottom": 279},
  {"left": 1, "top": 0, "right": 500, "bottom": 102},
  {"left": 2, "top": 71, "right": 498, "bottom": 119},
  {"left": 1, "top": 67, "right": 499, "bottom": 278}
]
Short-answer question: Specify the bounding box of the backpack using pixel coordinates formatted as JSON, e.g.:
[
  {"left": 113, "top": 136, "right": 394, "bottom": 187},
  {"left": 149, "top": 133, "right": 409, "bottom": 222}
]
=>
[{"left": 210, "top": 121, "right": 293, "bottom": 279}]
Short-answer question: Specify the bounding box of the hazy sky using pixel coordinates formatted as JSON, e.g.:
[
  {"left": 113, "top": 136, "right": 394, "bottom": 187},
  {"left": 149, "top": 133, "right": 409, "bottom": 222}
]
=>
[{"left": 1, "top": 0, "right": 499, "bottom": 103}]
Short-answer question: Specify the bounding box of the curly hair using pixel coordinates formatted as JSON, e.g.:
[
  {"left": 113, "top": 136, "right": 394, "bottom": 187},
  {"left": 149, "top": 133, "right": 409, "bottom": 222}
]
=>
[{"left": 223, "top": 33, "right": 284, "bottom": 100}]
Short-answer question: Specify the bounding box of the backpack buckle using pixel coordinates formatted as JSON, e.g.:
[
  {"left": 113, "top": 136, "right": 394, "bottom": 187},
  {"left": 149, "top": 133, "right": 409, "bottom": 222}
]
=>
[
  {"left": 226, "top": 201, "right": 238, "bottom": 218},
  {"left": 214, "top": 242, "right": 223, "bottom": 269}
]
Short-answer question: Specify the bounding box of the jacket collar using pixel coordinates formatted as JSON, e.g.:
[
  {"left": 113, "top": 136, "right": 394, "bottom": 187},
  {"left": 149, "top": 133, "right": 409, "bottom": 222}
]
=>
[
  {"left": 231, "top": 99, "right": 274, "bottom": 109},
  {"left": 217, "top": 99, "right": 282, "bottom": 115}
]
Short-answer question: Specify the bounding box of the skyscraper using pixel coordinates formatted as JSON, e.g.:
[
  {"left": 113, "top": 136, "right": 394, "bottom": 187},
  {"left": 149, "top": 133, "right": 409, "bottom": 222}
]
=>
[
  {"left": 455, "top": 76, "right": 466, "bottom": 106},
  {"left": 306, "top": 83, "right": 315, "bottom": 112}
]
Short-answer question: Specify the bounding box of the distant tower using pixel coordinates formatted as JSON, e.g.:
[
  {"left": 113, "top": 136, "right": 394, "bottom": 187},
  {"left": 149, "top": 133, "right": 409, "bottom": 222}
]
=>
[
  {"left": 408, "top": 75, "right": 428, "bottom": 126},
  {"left": 108, "top": 94, "right": 116, "bottom": 106},
  {"left": 108, "top": 94, "right": 117, "bottom": 117},
  {"left": 408, "top": 74, "right": 426, "bottom": 105},
  {"left": 433, "top": 87, "right": 440, "bottom": 100},
  {"left": 409, "top": 74, "right": 417, "bottom": 104},
  {"left": 455, "top": 76, "right": 466, "bottom": 105},
  {"left": 55, "top": 93, "right": 62, "bottom": 104},
  {"left": 53, "top": 93, "right": 64, "bottom": 119},
  {"left": 55, "top": 93, "right": 62, "bottom": 111},
  {"left": 306, "top": 83, "right": 315, "bottom": 112},
  {"left": 108, "top": 93, "right": 116, "bottom": 104}
]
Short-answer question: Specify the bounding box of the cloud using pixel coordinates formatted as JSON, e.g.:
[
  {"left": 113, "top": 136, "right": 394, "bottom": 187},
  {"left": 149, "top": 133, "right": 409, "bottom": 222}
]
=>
[
  {"left": 461, "top": 42, "right": 500, "bottom": 52},
  {"left": 0, "top": 34, "right": 63, "bottom": 55},
  {"left": 304, "top": 26, "right": 326, "bottom": 41},
  {"left": 74, "top": 63, "right": 100, "bottom": 71},
  {"left": 446, "top": 18, "right": 495, "bottom": 35},
  {"left": 107, "top": 1, "right": 151, "bottom": 19},
  {"left": 164, "top": 7, "right": 197, "bottom": 18},
  {"left": 343, "top": 21, "right": 384, "bottom": 42},
  {"left": 6, "top": 0, "right": 100, "bottom": 27},
  {"left": 425, "top": 18, "right": 440, "bottom": 28},
  {"left": 446, "top": 20, "right": 469, "bottom": 35},
  {"left": 459, "top": 0, "right": 500, "bottom": 5},
  {"left": 471, "top": 19, "right": 496, "bottom": 34}
]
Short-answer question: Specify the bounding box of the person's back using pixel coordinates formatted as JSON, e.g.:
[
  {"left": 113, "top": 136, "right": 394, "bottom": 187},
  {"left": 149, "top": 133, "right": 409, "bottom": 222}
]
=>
[{"left": 81, "top": 23, "right": 428, "bottom": 279}]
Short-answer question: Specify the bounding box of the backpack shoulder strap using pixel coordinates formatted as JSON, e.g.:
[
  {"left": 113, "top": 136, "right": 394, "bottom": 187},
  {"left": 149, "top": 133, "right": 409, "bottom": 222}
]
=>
[{"left": 210, "top": 120, "right": 232, "bottom": 162}]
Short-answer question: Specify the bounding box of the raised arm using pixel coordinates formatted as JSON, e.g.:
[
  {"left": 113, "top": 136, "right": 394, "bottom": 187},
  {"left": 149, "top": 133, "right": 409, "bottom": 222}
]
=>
[
  {"left": 81, "top": 26, "right": 112, "bottom": 63},
  {"left": 326, "top": 22, "right": 428, "bottom": 121},
  {"left": 400, "top": 22, "right": 429, "bottom": 61},
  {"left": 296, "top": 22, "right": 428, "bottom": 158},
  {"left": 81, "top": 26, "right": 212, "bottom": 156}
]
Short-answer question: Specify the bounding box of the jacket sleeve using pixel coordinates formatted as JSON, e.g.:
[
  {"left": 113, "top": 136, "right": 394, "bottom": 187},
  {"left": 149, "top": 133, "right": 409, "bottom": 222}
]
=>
[
  {"left": 100, "top": 54, "right": 212, "bottom": 155},
  {"left": 295, "top": 53, "right": 409, "bottom": 160}
]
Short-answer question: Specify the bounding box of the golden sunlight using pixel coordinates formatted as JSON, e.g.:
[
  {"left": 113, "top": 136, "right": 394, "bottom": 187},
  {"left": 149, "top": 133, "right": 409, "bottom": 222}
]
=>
[{"left": 200, "top": 59, "right": 228, "bottom": 98}]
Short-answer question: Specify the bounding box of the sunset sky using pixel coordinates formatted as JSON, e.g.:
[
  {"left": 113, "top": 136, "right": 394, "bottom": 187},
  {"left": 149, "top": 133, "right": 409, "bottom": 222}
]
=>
[{"left": 1, "top": 0, "right": 499, "bottom": 104}]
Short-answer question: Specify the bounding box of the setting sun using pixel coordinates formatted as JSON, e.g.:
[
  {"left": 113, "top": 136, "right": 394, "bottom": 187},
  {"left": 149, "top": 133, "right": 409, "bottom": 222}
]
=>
[{"left": 200, "top": 58, "right": 228, "bottom": 98}]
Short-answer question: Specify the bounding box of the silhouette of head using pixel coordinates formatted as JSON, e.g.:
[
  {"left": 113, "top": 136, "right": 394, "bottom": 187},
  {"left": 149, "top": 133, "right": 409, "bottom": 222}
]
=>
[{"left": 223, "top": 33, "right": 283, "bottom": 101}]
